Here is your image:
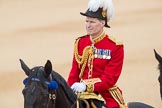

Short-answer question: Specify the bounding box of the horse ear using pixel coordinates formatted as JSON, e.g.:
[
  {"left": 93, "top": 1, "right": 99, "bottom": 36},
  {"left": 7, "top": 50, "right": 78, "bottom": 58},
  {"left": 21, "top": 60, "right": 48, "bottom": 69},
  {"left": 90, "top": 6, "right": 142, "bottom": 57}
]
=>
[
  {"left": 44, "top": 60, "right": 52, "bottom": 77},
  {"left": 19, "top": 59, "right": 31, "bottom": 76},
  {"left": 154, "top": 49, "right": 162, "bottom": 64}
]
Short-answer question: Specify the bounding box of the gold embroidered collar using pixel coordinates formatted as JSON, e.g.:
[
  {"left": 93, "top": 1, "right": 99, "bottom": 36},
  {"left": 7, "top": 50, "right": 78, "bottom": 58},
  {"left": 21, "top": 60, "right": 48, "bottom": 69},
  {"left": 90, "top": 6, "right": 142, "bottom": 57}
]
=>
[{"left": 90, "top": 32, "right": 106, "bottom": 44}]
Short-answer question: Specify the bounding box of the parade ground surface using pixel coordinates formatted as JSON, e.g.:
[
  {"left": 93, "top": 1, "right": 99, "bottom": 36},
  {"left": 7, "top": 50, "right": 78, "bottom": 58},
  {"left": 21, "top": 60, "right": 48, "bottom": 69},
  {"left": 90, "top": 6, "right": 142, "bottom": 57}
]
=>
[{"left": 0, "top": 0, "right": 162, "bottom": 107}]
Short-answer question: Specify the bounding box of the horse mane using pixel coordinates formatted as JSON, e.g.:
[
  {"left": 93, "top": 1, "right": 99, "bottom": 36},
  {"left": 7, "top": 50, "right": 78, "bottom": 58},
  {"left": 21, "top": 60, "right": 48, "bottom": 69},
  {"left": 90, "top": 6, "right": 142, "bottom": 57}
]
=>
[
  {"left": 158, "top": 64, "right": 162, "bottom": 72},
  {"left": 51, "top": 70, "right": 77, "bottom": 103}
]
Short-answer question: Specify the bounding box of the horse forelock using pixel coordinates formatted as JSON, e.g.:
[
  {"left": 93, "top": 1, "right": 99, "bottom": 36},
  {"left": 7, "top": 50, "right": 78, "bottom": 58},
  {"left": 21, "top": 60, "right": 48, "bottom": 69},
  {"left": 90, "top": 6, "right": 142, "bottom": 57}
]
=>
[
  {"left": 30, "top": 66, "right": 49, "bottom": 80},
  {"left": 23, "top": 66, "right": 55, "bottom": 107},
  {"left": 25, "top": 66, "right": 51, "bottom": 91}
]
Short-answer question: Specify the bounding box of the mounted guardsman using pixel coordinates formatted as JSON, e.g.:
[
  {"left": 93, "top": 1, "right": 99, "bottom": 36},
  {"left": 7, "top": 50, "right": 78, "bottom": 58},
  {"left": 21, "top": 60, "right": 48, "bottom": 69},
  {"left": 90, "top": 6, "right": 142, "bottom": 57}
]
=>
[{"left": 67, "top": 0, "right": 127, "bottom": 107}]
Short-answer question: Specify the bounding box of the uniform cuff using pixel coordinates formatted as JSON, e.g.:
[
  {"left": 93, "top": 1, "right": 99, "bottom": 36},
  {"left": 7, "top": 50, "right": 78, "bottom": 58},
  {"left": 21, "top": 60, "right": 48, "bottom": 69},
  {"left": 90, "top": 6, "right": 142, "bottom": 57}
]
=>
[{"left": 83, "top": 78, "right": 101, "bottom": 93}]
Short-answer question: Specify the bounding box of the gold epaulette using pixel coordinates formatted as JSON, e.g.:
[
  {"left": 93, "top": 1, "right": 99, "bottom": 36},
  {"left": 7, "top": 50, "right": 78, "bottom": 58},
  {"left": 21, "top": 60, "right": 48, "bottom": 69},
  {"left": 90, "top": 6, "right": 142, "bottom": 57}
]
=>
[
  {"left": 109, "top": 36, "right": 123, "bottom": 45},
  {"left": 75, "top": 35, "right": 88, "bottom": 43}
]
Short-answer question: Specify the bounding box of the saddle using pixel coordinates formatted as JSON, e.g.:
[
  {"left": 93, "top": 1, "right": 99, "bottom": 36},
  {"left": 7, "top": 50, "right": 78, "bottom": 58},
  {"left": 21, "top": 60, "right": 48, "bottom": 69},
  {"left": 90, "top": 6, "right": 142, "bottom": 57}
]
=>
[
  {"left": 76, "top": 92, "right": 107, "bottom": 108},
  {"left": 76, "top": 85, "right": 128, "bottom": 108}
]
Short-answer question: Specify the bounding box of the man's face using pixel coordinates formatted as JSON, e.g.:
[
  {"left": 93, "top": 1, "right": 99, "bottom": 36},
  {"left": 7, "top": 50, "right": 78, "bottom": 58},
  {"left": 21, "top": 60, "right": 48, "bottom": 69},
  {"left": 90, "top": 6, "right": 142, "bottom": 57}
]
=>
[{"left": 85, "top": 17, "right": 105, "bottom": 38}]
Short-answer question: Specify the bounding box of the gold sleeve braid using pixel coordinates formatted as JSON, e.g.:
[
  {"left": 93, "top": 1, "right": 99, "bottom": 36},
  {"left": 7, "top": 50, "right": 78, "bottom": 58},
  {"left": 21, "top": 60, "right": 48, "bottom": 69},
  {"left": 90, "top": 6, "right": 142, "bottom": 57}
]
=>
[
  {"left": 109, "top": 86, "right": 128, "bottom": 108},
  {"left": 74, "top": 38, "right": 92, "bottom": 79},
  {"left": 83, "top": 78, "right": 101, "bottom": 93}
]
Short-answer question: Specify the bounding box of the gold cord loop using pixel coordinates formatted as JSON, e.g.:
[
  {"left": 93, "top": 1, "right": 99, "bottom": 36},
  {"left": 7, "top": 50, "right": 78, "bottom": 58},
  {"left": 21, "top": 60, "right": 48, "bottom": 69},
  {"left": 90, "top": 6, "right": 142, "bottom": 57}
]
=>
[{"left": 74, "top": 33, "right": 106, "bottom": 79}]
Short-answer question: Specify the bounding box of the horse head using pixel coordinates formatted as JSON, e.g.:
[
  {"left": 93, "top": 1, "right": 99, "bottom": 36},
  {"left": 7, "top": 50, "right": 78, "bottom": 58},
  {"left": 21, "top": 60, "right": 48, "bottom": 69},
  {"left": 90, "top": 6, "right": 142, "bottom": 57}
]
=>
[
  {"left": 154, "top": 49, "right": 162, "bottom": 100},
  {"left": 20, "top": 59, "right": 58, "bottom": 108}
]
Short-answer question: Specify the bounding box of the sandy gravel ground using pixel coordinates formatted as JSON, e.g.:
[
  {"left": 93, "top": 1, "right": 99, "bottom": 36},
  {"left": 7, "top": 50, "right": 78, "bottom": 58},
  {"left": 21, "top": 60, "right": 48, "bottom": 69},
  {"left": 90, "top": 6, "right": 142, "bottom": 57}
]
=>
[{"left": 0, "top": 0, "right": 162, "bottom": 108}]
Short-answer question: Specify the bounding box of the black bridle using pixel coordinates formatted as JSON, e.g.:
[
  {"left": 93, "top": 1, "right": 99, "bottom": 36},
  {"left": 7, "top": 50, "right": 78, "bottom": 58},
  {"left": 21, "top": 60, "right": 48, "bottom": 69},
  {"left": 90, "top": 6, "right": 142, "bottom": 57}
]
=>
[
  {"left": 45, "top": 74, "right": 57, "bottom": 108},
  {"left": 23, "top": 68, "right": 58, "bottom": 108}
]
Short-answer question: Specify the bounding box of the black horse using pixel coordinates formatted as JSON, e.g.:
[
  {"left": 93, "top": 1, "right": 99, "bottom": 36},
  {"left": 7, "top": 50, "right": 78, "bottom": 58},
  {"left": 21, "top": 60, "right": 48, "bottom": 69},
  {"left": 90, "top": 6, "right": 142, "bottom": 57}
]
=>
[
  {"left": 20, "top": 49, "right": 162, "bottom": 108},
  {"left": 20, "top": 59, "right": 106, "bottom": 108},
  {"left": 20, "top": 59, "right": 78, "bottom": 108}
]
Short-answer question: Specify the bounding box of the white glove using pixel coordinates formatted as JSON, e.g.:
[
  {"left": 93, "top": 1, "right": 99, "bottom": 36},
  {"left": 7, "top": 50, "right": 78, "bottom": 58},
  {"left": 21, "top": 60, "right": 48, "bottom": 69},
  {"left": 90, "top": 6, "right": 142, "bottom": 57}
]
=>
[{"left": 71, "top": 82, "right": 86, "bottom": 92}]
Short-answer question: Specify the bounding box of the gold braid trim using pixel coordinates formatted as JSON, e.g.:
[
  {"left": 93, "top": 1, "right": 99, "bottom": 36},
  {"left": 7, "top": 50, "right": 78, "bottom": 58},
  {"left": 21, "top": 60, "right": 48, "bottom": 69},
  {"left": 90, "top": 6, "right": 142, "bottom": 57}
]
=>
[
  {"left": 108, "top": 86, "right": 128, "bottom": 108},
  {"left": 83, "top": 78, "right": 101, "bottom": 93},
  {"left": 92, "top": 32, "right": 106, "bottom": 43},
  {"left": 74, "top": 33, "right": 106, "bottom": 79},
  {"left": 109, "top": 36, "right": 123, "bottom": 45},
  {"left": 79, "top": 92, "right": 105, "bottom": 102},
  {"left": 74, "top": 39, "right": 92, "bottom": 79},
  {"left": 74, "top": 38, "right": 91, "bottom": 64}
]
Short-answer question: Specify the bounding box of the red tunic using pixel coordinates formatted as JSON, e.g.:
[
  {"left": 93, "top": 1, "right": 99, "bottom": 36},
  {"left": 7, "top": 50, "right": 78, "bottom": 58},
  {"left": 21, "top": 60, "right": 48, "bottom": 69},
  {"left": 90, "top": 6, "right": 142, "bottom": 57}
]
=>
[{"left": 67, "top": 34, "right": 124, "bottom": 108}]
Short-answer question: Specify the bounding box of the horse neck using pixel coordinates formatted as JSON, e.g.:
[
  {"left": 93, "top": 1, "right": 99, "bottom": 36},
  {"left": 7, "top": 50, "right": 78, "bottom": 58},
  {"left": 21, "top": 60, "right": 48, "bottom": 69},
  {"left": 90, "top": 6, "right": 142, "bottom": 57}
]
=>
[
  {"left": 51, "top": 72, "right": 77, "bottom": 106},
  {"left": 55, "top": 87, "right": 74, "bottom": 108},
  {"left": 159, "top": 64, "right": 162, "bottom": 80}
]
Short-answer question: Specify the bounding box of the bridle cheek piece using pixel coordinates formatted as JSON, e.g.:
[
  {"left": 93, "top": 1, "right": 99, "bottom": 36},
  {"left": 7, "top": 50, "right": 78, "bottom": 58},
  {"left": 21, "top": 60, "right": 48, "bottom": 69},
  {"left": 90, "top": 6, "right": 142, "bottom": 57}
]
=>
[{"left": 49, "top": 93, "right": 56, "bottom": 100}]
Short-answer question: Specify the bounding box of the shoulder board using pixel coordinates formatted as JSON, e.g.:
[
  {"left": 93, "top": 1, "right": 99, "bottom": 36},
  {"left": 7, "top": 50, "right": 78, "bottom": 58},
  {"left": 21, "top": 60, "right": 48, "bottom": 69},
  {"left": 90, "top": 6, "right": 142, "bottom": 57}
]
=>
[{"left": 108, "top": 36, "right": 123, "bottom": 45}]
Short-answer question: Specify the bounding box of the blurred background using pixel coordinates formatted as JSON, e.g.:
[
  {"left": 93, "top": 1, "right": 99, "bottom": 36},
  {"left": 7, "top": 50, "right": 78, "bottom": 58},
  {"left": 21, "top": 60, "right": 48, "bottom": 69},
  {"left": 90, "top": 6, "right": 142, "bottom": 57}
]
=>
[{"left": 0, "top": 0, "right": 162, "bottom": 107}]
